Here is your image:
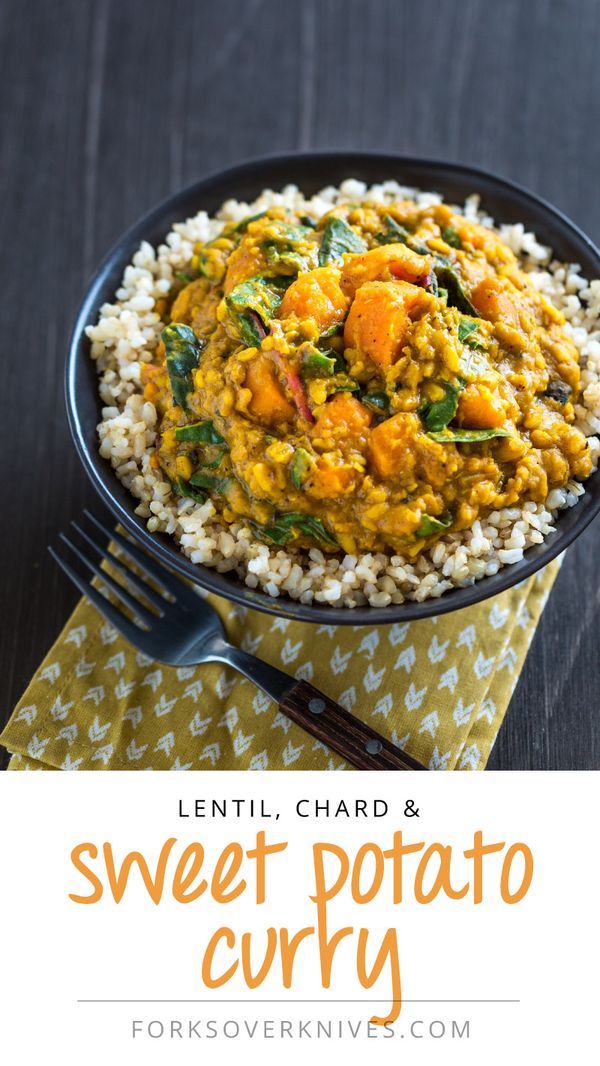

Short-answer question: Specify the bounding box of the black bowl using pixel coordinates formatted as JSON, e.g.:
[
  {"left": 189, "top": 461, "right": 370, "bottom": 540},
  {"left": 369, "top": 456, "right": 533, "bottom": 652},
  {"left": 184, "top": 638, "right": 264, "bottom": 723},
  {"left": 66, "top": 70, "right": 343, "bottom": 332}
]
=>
[{"left": 66, "top": 152, "right": 600, "bottom": 624}]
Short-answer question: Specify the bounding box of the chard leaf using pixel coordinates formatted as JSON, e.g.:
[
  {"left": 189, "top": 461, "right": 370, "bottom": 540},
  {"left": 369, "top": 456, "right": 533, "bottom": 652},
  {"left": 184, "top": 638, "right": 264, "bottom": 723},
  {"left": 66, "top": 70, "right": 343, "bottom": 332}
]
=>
[
  {"left": 458, "top": 316, "right": 486, "bottom": 349},
  {"left": 263, "top": 242, "right": 307, "bottom": 273},
  {"left": 227, "top": 274, "right": 290, "bottom": 325},
  {"left": 174, "top": 269, "right": 196, "bottom": 284},
  {"left": 319, "top": 322, "right": 344, "bottom": 339},
  {"left": 377, "top": 214, "right": 430, "bottom": 255},
  {"left": 233, "top": 210, "right": 268, "bottom": 232},
  {"left": 257, "top": 512, "right": 338, "bottom": 548},
  {"left": 442, "top": 226, "right": 462, "bottom": 248},
  {"left": 429, "top": 427, "right": 512, "bottom": 443},
  {"left": 163, "top": 324, "right": 205, "bottom": 411},
  {"left": 238, "top": 310, "right": 266, "bottom": 347},
  {"left": 420, "top": 382, "right": 462, "bottom": 432},
  {"left": 290, "top": 448, "right": 311, "bottom": 489},
  {"left": 362, "top": 390, "right": 390, "bottom": 414},
  {"left": 189, "top": 470, "right": 228, "bottom": 493},
  {"left": 301, "top": 347, "right": 337, "bottom": 377},
  {"left": 172, "top": 477, "right": 206, "bottom": 504},
  {"left": 318, "top": 217, "right": 367, "bottom": 265},
  {"left": 417, "top": 513, "right": 453, "bottom": 537},
  {"left": 300, "top": 214, "right": 318, "bottom": 229},
  {"left": 174, "top": 420, "right": 226, "bottom": 445},
  {"left": 433, "top": 265, "right": 478, "bottom": 315}
]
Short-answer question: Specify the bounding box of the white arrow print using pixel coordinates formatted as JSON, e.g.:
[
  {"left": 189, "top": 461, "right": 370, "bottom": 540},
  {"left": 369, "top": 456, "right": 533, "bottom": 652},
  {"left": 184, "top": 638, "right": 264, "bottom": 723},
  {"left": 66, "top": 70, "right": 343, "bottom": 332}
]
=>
[
  {"left": 295, "top": 661, "right": 314, "bottom": 682},
  {"left": 233, "top": 730, "right": 254, "bottom": 757},
  {"left": 176, "top": 666, "right": 196, "bottom": 682},
  {"left": 142, "top": 669, "right": 163, "bottom": 692},
  {"left": 496, "top": 647, "right": 518, "bottom": 673},
  {"left": 330, "top": 646, "right": 352, "bottom": 675},
  {"left": 316, "top": 625, "right": 337, "bottom": 638},
  {"left": 100, "top": 623, "right": 118, "bottom": 645},
  {"left": 215, "top": 671, "right": 236, "bottom": 699},
  {"left": 171, "top": 757, "right": 193, "bottom": 771},
  {"left": 252, "top": 690, "right": 272, "bottom": 715},
  {"left": 459, "top": 744, "right": 481, "bottom": 770},
  {"left": 419, "top": 711, "right": 439, "bottom": 738},
  {"left": 429, "top": 746, "right": 451, "bottom": 770},
  {"left": 136, "top": 651, "right": 154, "bottom": 668},
  {"left": 489, "top": 603, "right": 510, "bottom": 629},
  {"left": 114, "top": 678, "right": 136, "bottom": 699},
  {"left": 270, "top": 617, "right": 290, "bottom": 633},
  {"left": 183, "top": 680, "right": 203, "bottom": 703},
  {"left": 57, "top": 724, "right": 78, "bottom": 744},
  {"left": 91, "top": 744, "right": 113, "bottom": 766},
  {"left": 474, "top": 652, "right": 495, "bottom": 679},
  {"left": 61, "top": 753, "right": 83, "bottom": 771},
  {"left": 27, "top": 734, "right": 49, "bottom": 759},
  {"left": 189, "top": 712, "right": 212, "bottom": 737},
  {"left": 372, "top": 693, "right": 393, "bottom": 718},
  {"left": 154, "top": 693, "right": 178, "bottom": 717},
  {"left": 271, "top": 712, "right": 292, "bottom": 734},
  {"left": 388, "top": 622, "right": 409, "bottom": 647},
  {"left": 249, "top": 751, "right": 269, "bottom": 771},
  {"left": 517, "top": 605, "right": 530, "bottom": 629},
  {"left": 339, "top": 686, "right": 357, "bottom": 711},
  {"left": 453, "top": 698, "right": 475, "bottom": 726},
  {"left": 477, "top": 697, "right": 497, "bottom": 724},
  {"left": 124, "top": 706, "right": 142, "bottom": 728},
  {"left": 282, "top": 740, "right": 304, "bottom": 766},
  {"left": 219, "top": 706, "right": 239, "bottom": 731},
  {"left": 395, "top": 646, "right": 416, "bottom": 674},
  {"left": 428, "top": 635, "right": 449, "bottom": 664},
  {"left": 65, "top": 625, "right": 87, "bottom": 649},
  {"left": 50, "top": 695, "right": 73, "bottom": 721},
  {"left": 105, "top": 652, "right": 125, "bottom": 674},
  {"left": 88, "top": 716, "right": 111, "bottom": 743},
  {"left": 404, "top": 682, "right": 427, "bottom": 712},
  {"left": 456, "top": 625, "right": 476, "bottom": 652},
  {"left": 358, "top": 630, "right": 380, "bottom": 659},
  {"left": 84, "top": 686, "right": 105, "bottom": 706},
  {"left": 75, "top": 658, "right": 95, "bottom": 678},
  {"left": 127, "top": 740, "right": 148, "bottom": 761},
  {"left": 39, "top": 662, "right": 61, "bottom": 684},
  {"left": 199, "top": 743, "right": 220, "bottom": 767},
  {"left": 16, "top": 705, "right": 37, "bottom": 726},
  {"left": 363, "top": 663, "right": 386, "bottom": 692},
  {"left": 391, "top": 731, "right": 411, "bottom": 749},
  {"left": 281, "top": 638, "right": 303, "bottom": 665},
  {"left": 438, "top": 667, "right": 459, "bottom": 694},
  {"left": 154, "top": 732, "right": 175, "bottom": 757},
  {"left": 241, "top": 632, "right": 263, "bottom": 655}
]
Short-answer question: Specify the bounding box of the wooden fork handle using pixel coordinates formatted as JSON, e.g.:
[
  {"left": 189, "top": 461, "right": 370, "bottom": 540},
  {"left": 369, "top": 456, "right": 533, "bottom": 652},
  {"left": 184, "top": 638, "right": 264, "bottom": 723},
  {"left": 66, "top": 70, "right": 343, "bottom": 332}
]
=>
[{"left": 279, "top": 680, "right": 426, "bottom": 771}]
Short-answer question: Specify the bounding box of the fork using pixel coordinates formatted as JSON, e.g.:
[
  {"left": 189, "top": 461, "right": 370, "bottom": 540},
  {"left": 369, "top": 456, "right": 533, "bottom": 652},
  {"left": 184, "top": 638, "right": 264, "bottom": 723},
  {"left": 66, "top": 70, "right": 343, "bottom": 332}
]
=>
[{"left": 49, "top": 511, "right": 426, "bottom": 771}]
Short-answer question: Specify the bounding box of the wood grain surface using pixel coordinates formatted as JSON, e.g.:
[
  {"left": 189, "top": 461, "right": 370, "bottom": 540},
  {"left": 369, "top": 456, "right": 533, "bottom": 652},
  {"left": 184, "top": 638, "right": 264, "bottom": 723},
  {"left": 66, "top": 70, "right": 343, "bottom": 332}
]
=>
[{"left": 1, "top": 0, "right": 599, "bottom": 769}]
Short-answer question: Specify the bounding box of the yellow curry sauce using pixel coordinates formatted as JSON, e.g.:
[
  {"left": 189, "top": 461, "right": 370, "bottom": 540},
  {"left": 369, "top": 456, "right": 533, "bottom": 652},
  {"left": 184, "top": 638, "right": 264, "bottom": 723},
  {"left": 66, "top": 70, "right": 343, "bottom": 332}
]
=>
[{"left": 141, "top": 201, "right": 592, "bottom": 557}]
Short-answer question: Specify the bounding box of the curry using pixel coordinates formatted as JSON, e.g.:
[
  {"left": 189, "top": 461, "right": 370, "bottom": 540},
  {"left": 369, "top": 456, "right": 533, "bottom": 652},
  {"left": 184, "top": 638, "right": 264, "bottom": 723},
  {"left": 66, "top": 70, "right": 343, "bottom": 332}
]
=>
[{"left": 141, "top": 200, "right": 592, "bottom": 557}]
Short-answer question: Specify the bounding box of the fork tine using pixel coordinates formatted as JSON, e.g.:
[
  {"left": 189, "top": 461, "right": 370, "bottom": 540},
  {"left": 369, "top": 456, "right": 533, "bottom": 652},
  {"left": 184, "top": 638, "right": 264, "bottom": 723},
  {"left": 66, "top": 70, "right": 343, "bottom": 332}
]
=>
[
  {"left": 84, "top": 510, "right": 201, "bottom": 611},
  {"left": 49, "top": 547, "right": 150, "bottom": 649},
  {"left": 58, "top": 533, "right": 157, "bottom": 628},
  {"left": 71, "top": 521, "right": 166, "bottom": 613}
]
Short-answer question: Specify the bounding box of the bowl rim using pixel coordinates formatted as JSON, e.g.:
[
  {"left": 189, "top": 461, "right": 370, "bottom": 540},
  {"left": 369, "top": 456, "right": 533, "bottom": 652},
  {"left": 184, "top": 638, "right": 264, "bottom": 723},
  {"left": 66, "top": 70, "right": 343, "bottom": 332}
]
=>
[{"left": 65, "top": 150, "right": 600, "bottom": 625}]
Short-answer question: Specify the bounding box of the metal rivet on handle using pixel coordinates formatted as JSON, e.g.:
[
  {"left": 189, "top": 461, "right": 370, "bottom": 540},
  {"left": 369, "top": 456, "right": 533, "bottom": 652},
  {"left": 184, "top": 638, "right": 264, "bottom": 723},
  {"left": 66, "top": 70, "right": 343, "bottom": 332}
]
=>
[
  {"left": 308, "top": 698, "right": 326, "bottom": 715},
  {"left": 365, "top": 738, "right": 383, "bottom": 754}
]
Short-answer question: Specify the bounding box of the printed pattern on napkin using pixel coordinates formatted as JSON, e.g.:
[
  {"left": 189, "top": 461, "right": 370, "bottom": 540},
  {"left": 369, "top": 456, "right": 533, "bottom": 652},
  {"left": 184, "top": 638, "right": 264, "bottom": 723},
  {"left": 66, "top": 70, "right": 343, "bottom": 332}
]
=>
[{"left": 1, "top": 561, "right": 559, "bottom": 772}]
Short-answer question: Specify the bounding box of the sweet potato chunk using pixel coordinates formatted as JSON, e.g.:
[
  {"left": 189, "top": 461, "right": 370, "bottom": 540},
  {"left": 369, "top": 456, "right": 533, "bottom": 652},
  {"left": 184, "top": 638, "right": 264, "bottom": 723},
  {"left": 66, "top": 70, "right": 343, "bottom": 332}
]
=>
[
  {"left": 312, "top": 392, "right": 372, "bottom": 445},
  {"left": 278, "top": 266, "right": 349, "bottom": 331},
  {"left": 344, "top": 281, "right": 425, "bottom": 368},
  {"left": 340, "top": 243, "right": 432, "bottom": 297},
  {"left": 457, "top": 384, "right": 506, "bottom": 429},
  {"left": 470, "top": 277, "right": 519, "bottom": 325},
  {"left": 245, "top": 356, "right": 295, "bottom": 424},
  {"left": 369, "top": 412, "right": 421, "bottom": 480},
  {"left": 223, "top": 241, "right": 268, "bottom": 295},
  {"left": 305, "top": 456, "right": 356, "bottom": 499}
]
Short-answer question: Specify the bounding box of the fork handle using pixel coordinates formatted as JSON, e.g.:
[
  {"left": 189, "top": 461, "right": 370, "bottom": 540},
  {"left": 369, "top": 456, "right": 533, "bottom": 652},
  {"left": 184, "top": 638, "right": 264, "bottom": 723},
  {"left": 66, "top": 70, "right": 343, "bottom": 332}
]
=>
[{"left": 279, "top": 680, "right": 426, "bottom": 771}]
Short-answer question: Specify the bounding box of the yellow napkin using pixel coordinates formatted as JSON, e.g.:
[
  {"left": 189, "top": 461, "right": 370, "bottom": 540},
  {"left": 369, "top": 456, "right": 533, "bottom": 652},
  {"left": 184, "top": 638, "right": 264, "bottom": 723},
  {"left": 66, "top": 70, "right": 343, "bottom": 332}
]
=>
[{"left": 1, "top": 560, "right": 558, "bottom": 772}]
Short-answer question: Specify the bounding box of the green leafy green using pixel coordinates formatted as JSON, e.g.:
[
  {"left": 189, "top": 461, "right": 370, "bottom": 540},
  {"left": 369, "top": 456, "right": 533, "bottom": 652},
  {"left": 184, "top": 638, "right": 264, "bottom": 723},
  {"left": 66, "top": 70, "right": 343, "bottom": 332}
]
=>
[
  {"left": 233, "top": 210, "right": 268, "bottom": 232},
  {"left": 174, "top": 269, "right": 196, "bottom": 284},
  {"left": 318, "top": 217, "right": 367, "bottom": 265},
  {"left": 290, "top": 448, "right": 312, "bottom": 489},
  {"left": 319, "top": 322, "right": 344, "bottom": 339},
  {"left": 429, "top": 428, "right": 512, "bottom": 443},
  {"left": 420, "top": 382, "right": 462, "bottom": 432},
  {"left": 376, "top": 214, "right": 430, "bottom": 255},
  {"left": 544, "top": 380, "right": 571, "bottom": 404},
  {"left": 174, "top": 420, "right": 226, "bottom": 445},
  {"left": 300, "top": 214, "right": 318, "bottom": 229},
  {"left": 458, "top": 316, "right": 486, "bottom": 349},
  {"left": 257, "top": 512, "right": 338, "bottom": 548},
  {"left": 417, "top": 513, "right": 453, "bottom": 537},
  {"left": 163, "top": 324, "right": 206, "bottom": 412},
  {"left": 227, "top": 274, "right": 289, "bottom": 325},
  {"left": 263, "top": 242, "right": 307, "bottom": 273},
  {"left": 301, "top": 348, "right": 337, "bottom": 377},
  {"left": 433, "top": 265, "right": 478, "bottom": 315},
  {"left": 172, "top": 477, "right": 206, "bottom": 504},
  {"left": 441, "top": 226, "right": 462, "bottom": 248},
  {"left": 189, "top": 470, "right": 229, "bottom": 493},
  {"left": 238, "top": 311, "right": 266, "bottom": 347},
  {"left": 361, "top": 391, "right": 390, "bottom": 414}
]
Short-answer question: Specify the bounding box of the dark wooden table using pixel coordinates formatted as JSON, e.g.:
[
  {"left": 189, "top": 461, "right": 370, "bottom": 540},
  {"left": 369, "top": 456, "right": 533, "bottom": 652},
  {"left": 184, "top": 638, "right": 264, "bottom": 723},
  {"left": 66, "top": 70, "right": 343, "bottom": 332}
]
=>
[{"left": 1, "top": 0, "right": 598, "bottom": 770}]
